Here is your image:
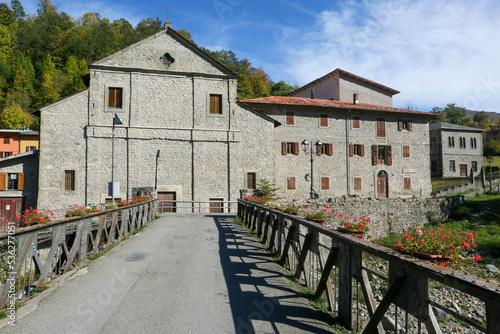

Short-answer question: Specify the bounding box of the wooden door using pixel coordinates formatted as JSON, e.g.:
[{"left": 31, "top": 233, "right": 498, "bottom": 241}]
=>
[
  {"left": 460, "top": 164, "right": 468, "bottom": 177},
  {"left": 377, "top": 171, "right": 388, "bottom": 198},
  {"left": 158, "top": 192, "right": 176, "bottom": 212},
  {"left": 209, "top": 198, "right": 223, "bottom": 213},
  {"left": 0, "top": 198, "right": 22, "bottom": 222}
]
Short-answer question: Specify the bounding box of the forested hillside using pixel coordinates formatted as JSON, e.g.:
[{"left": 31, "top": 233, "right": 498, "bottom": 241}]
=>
[{"left": 0, "top": 0, "right": 297, "bottom": 131}]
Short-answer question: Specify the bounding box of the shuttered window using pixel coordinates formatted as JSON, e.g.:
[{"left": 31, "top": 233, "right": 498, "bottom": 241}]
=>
[
  {"left": 352, "top": 117, "right": 360, "bottom": 129},
  {"left": 372, "top": 145, "right": 392, "bottom": 165},
  {"left": 209, "top": 94, "right": 222, "bottom": 114},
  {"left": 287, "top": 177, "right": 296, "bottom": 190},
  {"left": 376, "top": 118, "right": 386, "bottom": 137},
  {"left": 404, "top": 177, "right": 411, "bottom": 190},
  {"left": 398, "top": 120, "right": 412, "bottom": 131},
  {"left": 353, "top": 177, "right": 362, "bottom": 191},
  {"left": 65, "top": 170, "right": 76, "bottom": 191},
  {"left": 350, "top": 144, "right": 364, "bottom": 157},
  {"left": 282, "top": 142, "right": 299, "bottom": 155},
  {"left": 320, "top": 114, "right": 328, "bottom": 127},
  {"left": 6, "top": 173, "right": 23, "bottom": 190},
  {"left": 108, "top": 87, "right": 123, "bottom": 109},
  {"left": 318, "top": 143, "right": 333, "bottom": 156},
  {"left": 286, "top": 112, "right": 295, "bottom": 125},
  {"left": 403, "top": 146, "right": 410, "bottom": 158},
  {"left": 247, "top": 173, "right": 256, "bottom": 189},
  {"left": 321, "top": 177, "right": 329, "bottom": 190}
]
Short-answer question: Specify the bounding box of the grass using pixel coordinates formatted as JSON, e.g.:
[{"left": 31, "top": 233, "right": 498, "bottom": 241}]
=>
[{"left": 484, "top": 155, "right": 500, "bottom": 170}]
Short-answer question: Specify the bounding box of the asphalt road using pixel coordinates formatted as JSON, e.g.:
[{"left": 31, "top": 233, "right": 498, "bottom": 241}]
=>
[{"left": 2, "top": 214, "right": 335, "bottom": 334}]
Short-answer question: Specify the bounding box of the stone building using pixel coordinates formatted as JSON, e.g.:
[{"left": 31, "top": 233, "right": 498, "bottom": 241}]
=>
[
  {"left": 241, "top": 81, "right": 434, "bottom": 200},
  {"left": 429, "top": 122, "right": 484, "bottom": 178},
  {"left": 486, "top": 126, "right": 500, "bottom": 141},
  {"left": 30, "top": 27, "right": 277, "bottom": 212}
]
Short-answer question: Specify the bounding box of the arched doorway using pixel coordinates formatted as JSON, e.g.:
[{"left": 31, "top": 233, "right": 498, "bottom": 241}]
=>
[{"left": 377, "top": 171, "right": 388, "bottom": 198}]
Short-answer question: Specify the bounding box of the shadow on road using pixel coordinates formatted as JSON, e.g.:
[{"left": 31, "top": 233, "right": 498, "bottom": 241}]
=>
[{"left": 210, "top": 215, "right": 332, "bottom": 334}]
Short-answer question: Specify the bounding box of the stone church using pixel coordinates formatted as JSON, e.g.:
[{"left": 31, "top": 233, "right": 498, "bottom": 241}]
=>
[{"left": 0, "top": 26, "right": 435, "bottom": 215}]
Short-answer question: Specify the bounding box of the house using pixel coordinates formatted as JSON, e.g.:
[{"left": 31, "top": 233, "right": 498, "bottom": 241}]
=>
[
  {"left": 0, "top": 129, "right": 39, "bottom": 159},
  {"left": 241, "top": 70, "right": 434, "bottom": 199},
  {"left": 28, "top": 26, "right": 277, "bottom": 213},
  {"left": 429, "top": 122, "right": 484, "bottom": 178},
  {"left": 486, "top": 126, "right": 500, "bottom": 141}
]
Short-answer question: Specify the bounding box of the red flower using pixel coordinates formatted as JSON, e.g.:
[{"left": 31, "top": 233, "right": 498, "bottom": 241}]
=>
[{"left": 396, "top": 243, "right": 404, "bottom": 250}]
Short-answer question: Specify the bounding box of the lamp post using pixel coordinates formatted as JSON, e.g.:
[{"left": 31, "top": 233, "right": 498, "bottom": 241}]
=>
[
  {"left": 110, "top": 113, "right": 123, "bottom": 204},
  {"left": 487, "top": 155, "right": 493, "bottom": 191},
  {"left": 155, "top": 149, "right": 160, "bottom": 194},
  {"left": 301, "top": 139, "right": 322, "bottom": 199}
]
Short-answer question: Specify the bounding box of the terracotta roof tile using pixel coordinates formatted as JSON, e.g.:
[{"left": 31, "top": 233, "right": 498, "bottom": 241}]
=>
[{"left": 240, "top": 96, "right": 432, "bottom": 116}]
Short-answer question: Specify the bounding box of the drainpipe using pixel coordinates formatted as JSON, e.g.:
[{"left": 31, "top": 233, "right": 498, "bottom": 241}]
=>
[{"left": 346, "top": 109, "right": 351, "bottom": 195}]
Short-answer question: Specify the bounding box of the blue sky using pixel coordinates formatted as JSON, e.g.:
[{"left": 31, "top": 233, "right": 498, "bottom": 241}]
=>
[{"left": 21, "top": 0, "right": 500, "bottom": 113}]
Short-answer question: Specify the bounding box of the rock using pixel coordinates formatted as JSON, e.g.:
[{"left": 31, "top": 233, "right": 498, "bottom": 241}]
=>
[
  {"left": 433, "top": 306, "right": 452, "bottom": 321},
  {"left": 485, "top": 264, "right": 499, "bottom": 273},
  {"left": 382, "top": 315, "right": 395, "bottom": 330},
  {"left": 452, "top": 301, "right": 461, "bottom": 312}
]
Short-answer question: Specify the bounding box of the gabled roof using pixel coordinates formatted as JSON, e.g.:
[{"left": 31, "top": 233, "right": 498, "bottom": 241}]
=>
[
  {"left": 240, "top": 96, "right": 432, "bottom": 116},
  {"left": 289, "top": 68, "right": 400, "bottom": 97},
  {"left": 429, "top": 122, "right": 485, "bottom": 132}
]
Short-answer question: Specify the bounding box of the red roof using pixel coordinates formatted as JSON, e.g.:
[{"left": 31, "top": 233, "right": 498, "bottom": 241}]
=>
[{"left": 240, "top": 96, "right": 431, "bottom": 116}]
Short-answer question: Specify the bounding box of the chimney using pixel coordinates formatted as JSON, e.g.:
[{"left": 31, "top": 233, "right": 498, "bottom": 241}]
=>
[
  {"left": 353, "top": 93, "right": 359, "bottom": 105},
  {"left": 310, "top": 89, "right": 315, "bottom": 99}
]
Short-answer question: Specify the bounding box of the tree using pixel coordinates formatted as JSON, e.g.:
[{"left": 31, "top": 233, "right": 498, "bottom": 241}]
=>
[
  {"left": 0, "top": 104, "right": 31, "bottom": 129},
  {"left": 10, "top": 0, "right": 25, "bottom": 21},
  {"left": 444, "top": 103, "right": 468, "bottom": 125},
  {"left": 135, "top": 18, "right": 162, "bottom": 39},
  {"left": 484, "top": 140, "right": 500, "bottom": 156},
  {"left": 271, "top": 80, "right": 299, "bottom": 96}
]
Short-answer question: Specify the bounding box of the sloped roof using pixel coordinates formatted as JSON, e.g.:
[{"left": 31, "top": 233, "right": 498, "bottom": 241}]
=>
[
  {"left": 289, "top": 68, "right": 400, "bottom": 97},
  {"left": 429, "top": 122, "right": 485, "bottom": 132},
  {"left": 240, "top": 96, "right": 432, "bottom": 116}
]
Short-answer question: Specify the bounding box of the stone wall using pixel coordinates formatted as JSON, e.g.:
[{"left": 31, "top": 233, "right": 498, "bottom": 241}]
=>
[{"left": 285, "top": 196, "right": 458, "bottom": 240}]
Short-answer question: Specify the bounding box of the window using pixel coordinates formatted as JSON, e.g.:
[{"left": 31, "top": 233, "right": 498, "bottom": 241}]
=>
[
  {"left": 0, "top": 173, "right": 23, "bottom": 191},
  {"left": 209, "top": 94, "right": 222, "bottom": 114},
  {"left": 2, "top": 152, "right": 12, "bottom": 158},
  {"left": 372, "top": 145, "right": 392, "bottom": 165},
  {"left": 398, "top": 120, "right": 412, "bottom": 131},
  {"left": 353, "top": 177, "right": 362, "bottom": 191},
  {"left": 403, "top": 146, "right": 410, "bottom": 158},
  {"left": 376, "top": 118, "right": 386, "bottom": 137},
  {"left": 349, "top": 144, "right": 364, "bottom": 157},
  {"left": 448, "top": 137, "right": 452, "bottom": 147},
  {"left": 282, "top": 142, "right": 299, "bottom": 155},
  {"left": 65, "top": 170, "right": 76, "bottom": 191},
  {"left": 107, "top": 87, "right": 123, "bottom": 109},
  {"left": 449, "top": 160, "right": 455, "bottom": 172},
  {"left": 471, "top": 138, "right": 477, "bottom": 149},
  {"left": 3, "top": 137, "right": 10, "bottom": 144},
  {"left": 321, "top": 177, "right": 329, "bottom": 190},
  {"left": 286, "top": 176, "right": 296, "bottom": 190},
  {"left": 459, "top": 137, "right": 466, "bottom": 148},
  {"left": 247, "top": 173, "right": 256, "bottom": 189},
  {"left": 352, "top": 117, "right": 360, "bottom": 129},
  {"left": 317, "top": 143, "right": 333, "bottom": 156},
  {"left": 472, "top": 161, "right": 478, "bottom": 172},
  {"left": 286, "top": 112, "right": 294, "bottom": 125},
  {"left": 320, "top": 114, "right": 328, "bottom": 127},
  {"left": 26, "top": 146, "right": 37, "bottom": 152},
  {"left": 404, "top": 177, "right": 411, "bottom": 190}
]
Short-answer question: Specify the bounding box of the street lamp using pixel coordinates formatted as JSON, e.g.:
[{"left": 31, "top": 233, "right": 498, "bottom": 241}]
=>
[
  {"left": 155, "top": 149, "right": 160, "bottom": 194},
  {"left": 301, "top": 139, "right": 322, "bottom": 199},
  {"left": 110, "top": 113, "right": 123, "bottom": 204},
  {"left": 487, "top": 155, "right": 493, "bottom": 191}
]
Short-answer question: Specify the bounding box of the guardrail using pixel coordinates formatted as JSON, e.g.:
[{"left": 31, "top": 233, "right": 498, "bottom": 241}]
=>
[
  {"left": 158, "top": 200, "right": 237, "bottom": 213},
  {"left": 0, "top": 200, "right": 158, "bottom": 309},
  {"left": 238, "top": 200, "right": 500, "bottom": 334}
]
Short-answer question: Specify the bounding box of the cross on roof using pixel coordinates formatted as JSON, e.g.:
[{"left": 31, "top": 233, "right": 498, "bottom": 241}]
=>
[{"left": 164, "top": 4, "right": 172, "bottom": 19}]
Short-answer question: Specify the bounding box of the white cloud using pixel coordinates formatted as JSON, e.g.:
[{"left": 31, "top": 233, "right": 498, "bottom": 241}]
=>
[{"left": 276, "top": 0, "right": 500, "bottom": 111}]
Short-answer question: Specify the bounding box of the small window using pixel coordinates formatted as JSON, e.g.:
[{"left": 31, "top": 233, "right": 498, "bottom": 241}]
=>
[
  {"left": 3, "top": 137, "right": 10, "bottom": 144},
  {"left": 247, "top": 172, "right": 256, "bottom": 189},
  {"left": 449, "top": 160, "right": 455, "bottom": 172},
  {"left": 108, "top": 87, "right": 123, "bottom": 109},
  {"left": 351, "top": 144, "right": 364, "bottom": 157},
  {"left": 472, "top": 161, "right": 478, "bottom": 172},
  {"left": 403, "top": 146, "right": 410, "bottom": 158},
  {"left": 7, "top": 173, "right": 18, "bottom": 190},
  {"left": 317, "top": 143, "right": 333, "bottom": 156},
  {"left": 474, "top": 138, "right": 477, "bottom": 148},
  {"left": 65, "top": 170, "right": 76, "bottom": 191},
  {"left": 2, "top": 152, "right": 12, "bottom": 158},
  {"left": 398, "top": 120, "right": 412, "bottom": 131},
  {"left": 352, "top": 117, "right": 360, "bottom": 129},
  {"left": 209, "top": 94, "right": 222, "bottom": 115},
  {"left": 282, "top": 142, "right": 299, "bottom": 155},
  {"left": 287, "top": 176, "right": 296, "bottom": 190},
  {"left": 286, "top": 112, "right": 295, "bottom": 126},
  {"left": 376, "top": 118, "right": 385, "bottom": 137},
  {"left": 26, "top": 146, "right": 36, "bottom": 152},
  {"left": 321, "top": 177, "right": 329, "bottom": 190},
  {"left": 353, "top": 177, "right": 362, "bottom": 191},
  {"left": 372, "top": 145, "right": 392, "bottom": 165},
  {"left": 320, "top": 114, "right": 328, "bottom": 127},
  {"left": 404, "top": 177, "right": 411, "bottom": 190}
]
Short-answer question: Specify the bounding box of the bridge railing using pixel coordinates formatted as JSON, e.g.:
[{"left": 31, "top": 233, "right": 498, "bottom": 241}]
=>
[
  {"left": 158, "top": 200, "right": 237, "bottom": 213},
  {"left": 238, "top": 200, "right": 500, "bottom": 334},
  {"left": 0, "top": 199, "right": 158, "bottom": 309}
]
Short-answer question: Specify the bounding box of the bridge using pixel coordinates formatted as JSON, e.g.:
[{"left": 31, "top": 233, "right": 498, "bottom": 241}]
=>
[{"left": 0, "top": 200, "right": 500, "bottom": 333}]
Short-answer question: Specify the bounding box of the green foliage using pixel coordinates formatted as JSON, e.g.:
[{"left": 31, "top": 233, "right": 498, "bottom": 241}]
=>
[
  {"left": 484, "top": 140, "right": 500, "bottom": 156},
  {"left": 255, "top": 178, "right": 279, "bottom": 199},
  {"left": 0, "top": 104, "right": 31, "bottom": 129},
  {"left": 444, "top": 103, "right": 468, "bottom": 125},
  {"left": 271, "top": 80, "right": 299, "bottom": 96},
  {"left": 448, "top": 205, "right": 472, "bottom": 222}
]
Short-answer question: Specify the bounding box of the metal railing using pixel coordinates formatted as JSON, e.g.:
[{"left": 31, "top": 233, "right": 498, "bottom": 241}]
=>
[
  {"left": 238, "top": 200, "right": 500, "bottom": 334},
  {"left": 0, "top": 200, "right": 158, "bottom": 309},
  {"left": 158, "top": 200, "right": 237, "bottom": 213}
]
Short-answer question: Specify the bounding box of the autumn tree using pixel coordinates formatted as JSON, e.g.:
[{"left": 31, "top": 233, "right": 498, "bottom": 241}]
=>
[{"left": 0, "top": 104, "right": 31, "bottom": 129}]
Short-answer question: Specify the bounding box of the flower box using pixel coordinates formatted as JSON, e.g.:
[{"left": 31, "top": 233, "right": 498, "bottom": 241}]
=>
[
  {"left": 410, "top": 250, "right": 450, "bottom": 267},
  {"left": 337, "top": 226, "right": 364, "bottom": 239},
  {"left": 307, "top": 217, "right": 324, "bottom": 224}
]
